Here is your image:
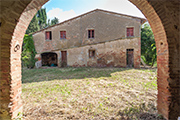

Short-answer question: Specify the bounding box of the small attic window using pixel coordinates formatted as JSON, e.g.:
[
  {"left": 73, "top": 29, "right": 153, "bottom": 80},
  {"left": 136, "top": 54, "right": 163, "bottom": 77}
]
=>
[{"left": 88, "top": 29, "right": 94, "bottom": 39}]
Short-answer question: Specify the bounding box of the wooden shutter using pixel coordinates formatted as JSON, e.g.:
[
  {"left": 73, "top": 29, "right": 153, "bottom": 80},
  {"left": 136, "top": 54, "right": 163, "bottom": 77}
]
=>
[
  {"left": 46, "top": 32, "right": 50, "bottom": 39},
  {"left": 63, "top": 31, "right": 66, "bottom": 39},
  {"left": 130, "top": 28, "right": 134, "bottom": 36},
  {"left": 60, "top": 31, "right": 63, "bottom": 39},
  {"left": 127, "top": 28, "right": 129, "bottom": 37}
]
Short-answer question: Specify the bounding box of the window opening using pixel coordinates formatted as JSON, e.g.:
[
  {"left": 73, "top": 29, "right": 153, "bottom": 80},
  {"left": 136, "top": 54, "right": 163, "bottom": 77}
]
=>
[
  {"left": 45, "top": 31, "right": 52, "bottom": 40},
  {"left": 88, "top": 29, "right": 94, "bottom": 38},
  {"left": 60, "top": 31, "right": 66, "bottom": 39}
]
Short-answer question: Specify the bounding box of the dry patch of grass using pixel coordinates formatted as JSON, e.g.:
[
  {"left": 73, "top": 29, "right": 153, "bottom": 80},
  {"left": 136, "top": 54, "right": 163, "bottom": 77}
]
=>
[{"left": 21, "top": 67, "right": 165, "bottom": 120}]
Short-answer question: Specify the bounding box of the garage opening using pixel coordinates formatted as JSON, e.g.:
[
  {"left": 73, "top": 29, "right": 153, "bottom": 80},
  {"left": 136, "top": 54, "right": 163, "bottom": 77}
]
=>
[{"left": 41, "top": 52, "right": 57, "bottom": 67}]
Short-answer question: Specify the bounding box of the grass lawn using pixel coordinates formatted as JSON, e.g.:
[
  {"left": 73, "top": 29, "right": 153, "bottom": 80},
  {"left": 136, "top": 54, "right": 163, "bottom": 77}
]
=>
[{"left": 21, "top": 67, "right": 165, "bottom": 120}]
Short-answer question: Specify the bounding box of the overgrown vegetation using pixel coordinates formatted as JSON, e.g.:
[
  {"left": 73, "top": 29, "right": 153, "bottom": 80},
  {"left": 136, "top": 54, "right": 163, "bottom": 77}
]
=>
[
  {"left": 141, "top": 23, "right": 156, "bottom": 67},
  {"left": 22, "top": 67, "right": 165, "bottom": 120},
  {"left": 21, "top": 34, "right": 37, "bottom": 68},
  {"left": 22, "top": 8, "right": 59, "bottom": 69}
]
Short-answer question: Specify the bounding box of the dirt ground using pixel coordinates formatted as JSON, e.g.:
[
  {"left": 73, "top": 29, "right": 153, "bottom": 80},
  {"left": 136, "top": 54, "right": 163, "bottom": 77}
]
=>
[{"left": 21, "top": 67, "right": 165, "bottom": 120}]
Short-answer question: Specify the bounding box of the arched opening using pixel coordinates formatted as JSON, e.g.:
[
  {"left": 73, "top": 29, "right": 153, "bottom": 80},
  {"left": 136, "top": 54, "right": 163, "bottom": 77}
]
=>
[
  {"left": 0, "top": 0, "right": 179, "bottom": 119},
  {"left": 41, "top": 52, "right": 58, "bottom": 67}
]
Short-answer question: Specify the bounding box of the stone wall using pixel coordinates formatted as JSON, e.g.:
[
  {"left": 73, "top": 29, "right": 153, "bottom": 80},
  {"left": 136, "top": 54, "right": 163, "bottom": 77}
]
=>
[
  {"left": 67, "top": 38, "right": 140, "bottom": 68},
  {"left": 33, "top": 9, "right": 143, "bottom": 54}
]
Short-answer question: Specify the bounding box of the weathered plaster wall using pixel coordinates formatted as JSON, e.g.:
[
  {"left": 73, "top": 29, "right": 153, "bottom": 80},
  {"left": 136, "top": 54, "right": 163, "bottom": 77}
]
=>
[
  {"left": 67, "top": 37, "right": 140, "bottom": 68},
  {"left": 33, "top": 10, "right": 142, "bottom": 54}
]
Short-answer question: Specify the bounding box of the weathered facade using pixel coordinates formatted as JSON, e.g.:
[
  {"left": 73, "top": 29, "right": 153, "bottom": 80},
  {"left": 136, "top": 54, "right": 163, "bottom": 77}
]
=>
[{"left": 33, "top": 9, "right": 145, "bottom": 68}]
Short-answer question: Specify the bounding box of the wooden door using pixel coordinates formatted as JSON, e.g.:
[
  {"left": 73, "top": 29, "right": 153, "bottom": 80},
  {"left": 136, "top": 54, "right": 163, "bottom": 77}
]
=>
[
  {"left": 127, "top": 49, "right": 134, "bottom": 67},
  {"left": 61, "top": 51, "right": 67, "bottom": 67}
]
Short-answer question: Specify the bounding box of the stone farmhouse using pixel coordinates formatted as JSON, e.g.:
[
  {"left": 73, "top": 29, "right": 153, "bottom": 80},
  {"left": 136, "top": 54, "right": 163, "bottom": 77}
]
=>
[{"left": 33, "top": 9, "right": 146, "bottom": 68}]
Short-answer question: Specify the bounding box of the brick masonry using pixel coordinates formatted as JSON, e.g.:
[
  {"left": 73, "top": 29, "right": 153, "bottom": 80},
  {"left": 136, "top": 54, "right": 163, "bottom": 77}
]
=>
[
  {"left": 130, "top": 0, "right": 180, "bottom": 119},
  {"left": 0, "top": 0, "right": 179, "bottom": 119}
]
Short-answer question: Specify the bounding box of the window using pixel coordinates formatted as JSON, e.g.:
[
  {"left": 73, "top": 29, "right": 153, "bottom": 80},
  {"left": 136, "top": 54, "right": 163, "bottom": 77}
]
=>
[
  {"left": 60, "top": 31, "right": 66, "bottom": 39},
  {"left": 45, "top": 31, "right": 52, "bottom": 40},
  {"left": 127, "top": 27, "right": 134, "bottom": 37},
  {"left": 88, "top": 29, "right": 94, "bottom": 38},
  {"left": 89, "top": 50, "right": 95, "bottom": 58}
]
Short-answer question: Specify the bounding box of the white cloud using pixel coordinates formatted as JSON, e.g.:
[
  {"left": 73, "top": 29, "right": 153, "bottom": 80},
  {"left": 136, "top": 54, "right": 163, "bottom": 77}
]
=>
[
  {"left": 99, "top": 0, "right": 145, "bottom": 18},
  {"left": 47, "top": 8, "right": 77, "bottom": 22}
]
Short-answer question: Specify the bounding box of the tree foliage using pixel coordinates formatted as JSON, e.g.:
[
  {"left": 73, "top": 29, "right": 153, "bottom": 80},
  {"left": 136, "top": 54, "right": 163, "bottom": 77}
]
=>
[
  {"left": 26, "top": 8, "right": 47, "bottom": 34},
  {"left": 22, "top": 34, "right": 37, "bottom": 68},
  {"left": 141, "top": 23, "right": 156, "bottom": 66},
  {"left": 26, "top": 15, "right": 40, "bottom": 34},
  {"left": 23, "top": 8, "right": 60, "bottom": 68},
  {"left": 37, "top": 8, "right": 47, "bottom": 29},
  {"left": 26, "top": 8, "right": 59, "bottom": 34},
  {"left": 50, "top": 17, "right": 59, "bottom": 26}
]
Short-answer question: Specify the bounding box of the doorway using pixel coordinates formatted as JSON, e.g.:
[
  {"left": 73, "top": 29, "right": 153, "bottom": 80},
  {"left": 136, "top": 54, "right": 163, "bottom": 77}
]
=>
[
  {"left": 61, "top": 51, "right": 67, "bottom": 67},
  {"left": 126, "top": 49, "right": 134, "bottom": 67}
]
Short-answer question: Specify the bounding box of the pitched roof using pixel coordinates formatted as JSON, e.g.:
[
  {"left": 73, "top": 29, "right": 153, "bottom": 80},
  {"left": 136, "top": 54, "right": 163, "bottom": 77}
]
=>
[{"left": 32, "top": 9, "right": 146, "bottom": 35}]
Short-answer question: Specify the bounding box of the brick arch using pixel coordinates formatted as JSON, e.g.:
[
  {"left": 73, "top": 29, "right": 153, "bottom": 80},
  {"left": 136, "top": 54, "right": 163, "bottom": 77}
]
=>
[
  {"left": 130, "top": 1, "right": 170, "bottom": 119},
  {"left": 0, "top": 0, "right": 179, "bottom": 119},
  {"left": 0, "top": 0, "right": 49, "bottom": 119},
  {"left": 129, "top": 1, "right": 180, "bottom": 119}
]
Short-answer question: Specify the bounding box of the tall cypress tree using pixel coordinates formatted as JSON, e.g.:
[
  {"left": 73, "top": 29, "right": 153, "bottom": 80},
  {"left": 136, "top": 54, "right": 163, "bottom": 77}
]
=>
[
  {"left": 26, "top": 8, "right": 47, "bottom": 34},
  {"left": 26, "top": 14, "right": 40, "bottom": 34},
  {"left": 37, "top": 8, "right": 47, "bottom": 29}
]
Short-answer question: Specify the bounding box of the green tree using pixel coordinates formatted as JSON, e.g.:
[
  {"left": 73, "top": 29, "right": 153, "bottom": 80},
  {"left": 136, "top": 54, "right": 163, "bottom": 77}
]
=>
[
  {"left": 141, "top": 23, "right": 156, "bottom": 67},
  {"left": 26, "top": 8, "right": 47, "bottom": 34},
  {"left": 37, "top": 8, "right": 47, "bottom": 29},
  {"left": 22, "top": 34, "right": 37, "bottom": 68},
  {"left": 47, "top": 19, "right": 51, "bottom": 27},
  {"left": 26, "top": 15, "right": 40, "bottom": 34},
  {"left": 23, "top": 8, "right": 59, "bottom": 69},
  {"left": 51, "top": 17, "right": 59, "bottom": 26}
]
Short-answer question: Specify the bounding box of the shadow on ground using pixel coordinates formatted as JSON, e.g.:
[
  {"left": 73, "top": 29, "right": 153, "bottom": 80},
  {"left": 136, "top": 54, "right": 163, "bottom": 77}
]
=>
[
  {"left": 22, "top": 67, "right": 129, "bottom": 83},
  {"left": 22, "top": 67, "right": 157, "bottom": 83},
  {"left": 116, "top": 102, "right": 166, "bottom": 120}
]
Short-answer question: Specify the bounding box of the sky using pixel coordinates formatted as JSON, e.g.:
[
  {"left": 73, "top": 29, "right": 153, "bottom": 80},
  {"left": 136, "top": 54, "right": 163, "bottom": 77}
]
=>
[{"left": 43, "top": 0, "right": 145, "bottom": 23}]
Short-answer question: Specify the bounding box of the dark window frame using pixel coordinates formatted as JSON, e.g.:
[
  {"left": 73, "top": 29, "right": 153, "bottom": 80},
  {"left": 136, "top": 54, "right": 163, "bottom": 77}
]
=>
[{"left": 88, "top": 29, "right": 95, "bottom": 39}]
